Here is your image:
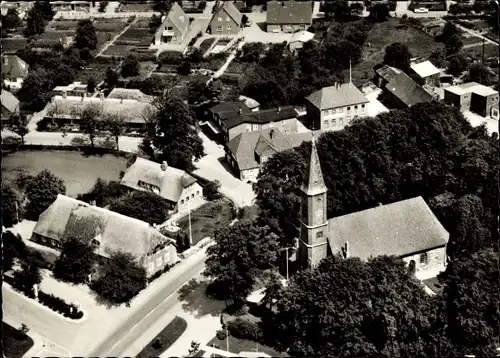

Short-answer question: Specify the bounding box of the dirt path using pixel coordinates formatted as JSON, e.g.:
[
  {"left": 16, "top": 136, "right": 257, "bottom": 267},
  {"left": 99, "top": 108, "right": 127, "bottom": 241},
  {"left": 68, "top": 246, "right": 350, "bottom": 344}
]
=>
[{"left": 96, "top": 17, "right": 138, "bottom": 57}]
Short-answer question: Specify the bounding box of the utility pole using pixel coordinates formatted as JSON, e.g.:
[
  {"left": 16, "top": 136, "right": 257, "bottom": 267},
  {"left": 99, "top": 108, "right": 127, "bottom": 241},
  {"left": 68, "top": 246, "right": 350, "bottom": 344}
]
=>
[
  {"left": 15, "top": 201, "right": 19, "bottom": 224},
  {"left": 482, "top": 38, "right": 485, "bottom": 64},
  {"left": 279, "top": 247, "right": 292, "bottom": 281}
]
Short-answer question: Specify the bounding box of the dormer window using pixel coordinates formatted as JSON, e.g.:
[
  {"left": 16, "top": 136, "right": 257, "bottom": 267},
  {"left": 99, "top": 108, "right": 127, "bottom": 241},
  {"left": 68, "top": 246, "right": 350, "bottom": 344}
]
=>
[{"left": 91, "top": 239, "right": 100, "bottom": 247}]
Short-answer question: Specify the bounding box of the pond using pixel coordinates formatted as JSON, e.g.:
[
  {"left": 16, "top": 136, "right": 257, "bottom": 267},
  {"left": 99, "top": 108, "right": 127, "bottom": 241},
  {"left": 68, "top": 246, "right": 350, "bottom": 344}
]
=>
[{"left": 2, "top": 150, "right": 128, "bottom": 197}]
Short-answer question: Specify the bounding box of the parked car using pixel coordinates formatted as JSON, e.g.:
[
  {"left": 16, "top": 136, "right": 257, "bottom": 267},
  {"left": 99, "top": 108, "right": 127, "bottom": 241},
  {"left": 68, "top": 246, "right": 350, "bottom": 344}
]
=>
[{"left": 414, "top": 7, "right": 429, "bottom": 13}]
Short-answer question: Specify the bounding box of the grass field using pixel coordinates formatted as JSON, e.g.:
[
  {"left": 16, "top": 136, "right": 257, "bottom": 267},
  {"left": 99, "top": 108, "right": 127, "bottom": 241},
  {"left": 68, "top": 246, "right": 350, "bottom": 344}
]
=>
[
  {"left": 2, "top": 323, "right": 34, "bottom": 358},
  {"left": 136, "top": 316, "right": 187, "bottom": 358},
  {"left": 351, "top": 18, "right": 443, "bottom": 85},
  {"left": 1, "top": 150, "right": 127, "bottom": 197},
  {"left": 463, "top": 43, "right": 499, "bottom": 62}
]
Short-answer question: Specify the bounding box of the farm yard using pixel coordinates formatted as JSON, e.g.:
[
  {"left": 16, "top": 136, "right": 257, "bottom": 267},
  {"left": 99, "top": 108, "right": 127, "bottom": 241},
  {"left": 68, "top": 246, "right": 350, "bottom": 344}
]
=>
[{"left": 351, "top": 18, "right": 443, "bottom": 85}]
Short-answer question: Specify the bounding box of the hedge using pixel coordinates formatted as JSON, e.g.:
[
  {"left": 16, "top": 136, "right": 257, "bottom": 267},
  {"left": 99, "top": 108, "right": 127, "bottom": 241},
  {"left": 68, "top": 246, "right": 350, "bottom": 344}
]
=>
[
  {"left": 227, "top": 318, "right": 263, "bottom": 342},
  {"left": 158, "top": 51, "right": 185, "bottom": 65},
  {"left": 38, "top": 291, "right": 84, "bottom": 319}
]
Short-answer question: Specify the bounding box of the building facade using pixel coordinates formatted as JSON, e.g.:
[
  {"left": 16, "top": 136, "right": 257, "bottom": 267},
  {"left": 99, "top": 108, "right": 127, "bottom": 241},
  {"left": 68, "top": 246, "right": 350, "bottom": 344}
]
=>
[
  {"left": 444, "top": 82, "right": 499, "bottom": 118},
  {"left": 153, "top": 3, "right": 189, "bottom": 45},
  {"left": 208, "top": 1, "right": 242, "bottom": 35},
  {"left": 266, "top": 1, "right": 313, "bottom": 33},
  {"left": 410, "top": 60, "right": 441, "bottom": 88},
  {"left": 305, "top": 83, "right": 369, "bottom": 132}
]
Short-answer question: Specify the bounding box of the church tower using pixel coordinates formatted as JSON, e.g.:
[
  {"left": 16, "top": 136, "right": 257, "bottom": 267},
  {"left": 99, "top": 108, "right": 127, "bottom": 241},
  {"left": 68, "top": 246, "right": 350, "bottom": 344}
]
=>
[{"left": 298, "top": 135, "right": 329, "bottom": 269}]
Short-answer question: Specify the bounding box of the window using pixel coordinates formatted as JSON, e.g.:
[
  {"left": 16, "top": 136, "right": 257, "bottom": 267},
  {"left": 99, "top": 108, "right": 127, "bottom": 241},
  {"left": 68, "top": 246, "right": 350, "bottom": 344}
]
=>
[
  {"left": 226, "top": 16, "right": 230, "bottom": 21},
  {"left": 332, "top": 119, "right": 336, "bottom": 126},
  {"left": 227, "top": 25, "right": 232, "bottom": 30},
  {"left": 191, "top": 193, "right": 195, "bottom": 199},
  {"left": 420, "top": 253, "right": 428, "bottom": 264},
  {"left": 218, "top": 17, "right": 223, "bottom": 21},
  {"left": 340, "top": 118, "right": 344, "bottom": 125},
  {"left": 91, "top": 239, "right": 100, "bottom": 247},
  {"left": 324, "top": 120, "right": 328, "bottom": 128},
  {"left": 186, "top": 196, "right": 190, "bottom": 202},
  {"left": 181, "top": 199, "right": 184, "bottom": 205},
  {"left": 354, "top": 105, "right": 358, "bottom": 109},
  {"left": 347, "top": 106, "right": 351, "bottom": 111},
  {"left": 362, "top": 104, "right": 365, "bottom": 108},
  {"left": 196, "top": 191, "right": 200, "bottom": 196},
  {"left": 217, "top": 25, "right": 223, "bottom": 32},
  {"left": 167, "top": 26, "right": 173, "bottom": 30},
  {"left": 316, "top": 231, "right": 323, "bottom": 238}
]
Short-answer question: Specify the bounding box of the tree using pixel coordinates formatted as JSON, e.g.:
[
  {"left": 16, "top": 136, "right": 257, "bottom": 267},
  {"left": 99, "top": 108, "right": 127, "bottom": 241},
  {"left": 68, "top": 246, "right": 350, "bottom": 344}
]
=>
[
  {"left": 239, "top": 42, "right": 266, "bottom": 63},
  {"left": 76, "top": 178, "right": 128, "bottom": 207},
  {"left": 13, "top": 259, "right": 42, "bottom": 297},
  {"left": 153, "top": 0, "right": 173, "bottom": 13},
  {"left": 105, "top": 67, "right": 119, "bottom": 89},
  {"left": 108, "top": 191, "right": 172, "bottom": 226},
  {"left": 437, "top": 22, "right": 459, "bottom": 43},
  {"left": 242, "top": 14, "right": 249, "bottom": 26},
  {"left": 203, "top": 180, "right": 221, "bottom": 201},
  {"left": 87, "top": 76, "right": 96, "bottom": 93},
  {"left": 2, "top": 231, "right": 27, "bottom": 272},
  {"left": 121, "top": 54, "right": 140, "bottom": 78},
  {"left": 35, "top": 0, "right": 54, "bottom": 21},
  {"left": 91, "top": 251, "right": 147, "bottom": 304},
  {"left": 25, "top": 170, "right": 66, "bottom": 220},
  {"left": 437, "top": 248, "right": 500, "bottom": 356},
  {"left": 2, "top": 8, "right": 21, "bottom": 32},
  {"left": 383, "top": 42, "right": 412, "bottom": 71},
  {"left": 103, "top": 112, "right": 126, "bottom": 150},
  {"left": 262, "top": 255, "right": 437, "bottom": 357},
  {"left": 445, "top": 34, "right": 463, "bottom": 56},
  {"left": 75, "top": 19, "right": 98, "bottom": 50},
  {"left": 145, "top": 92, "right": 204, "bottom": 171},
  {"left": 17, "top": 68, "right": 54, "bottom": 112},
  {"left": 53, "top": 237, "right": 96, "bottom": 284},
  {"left": 204, "top": 221, "right": 280, "bottom": 302},
  {"left": 187, "top": 79, "right": 222, "bottom": 104},
  {"left": 24, "top": 5, "right": 45, "bottom": 37},
  {"left": 467, "top": 62, "right": 495, "bottom": 86},
  {"left": 350, "top": 2, "right": 364, "bottom": 16},
  {"left": 98, "top": 1, "right": 109, "bottom": 12},
  {"left": 77, "top": 104, "right": 103, "bottom": 148},
  {"left": 369, "top": 3, "right": 389, "bottom": 22},
  {"left": 175, "top": 231, "right": 191, "bottom": 253},
  {"left": 1, "top": 186, "right": 20, "bottom": 228},
  {"left": 149, "top": 13, "right": 162, "bottom": 33},
  {"left": 447, "top": 53, "right": 469, "bottom": 76}
]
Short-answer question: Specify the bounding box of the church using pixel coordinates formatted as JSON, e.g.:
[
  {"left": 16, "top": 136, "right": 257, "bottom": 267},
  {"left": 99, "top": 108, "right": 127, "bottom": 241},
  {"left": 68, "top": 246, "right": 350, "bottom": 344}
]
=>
[{"left": 298, "top": 138, "right": 450, "bottom": 280}]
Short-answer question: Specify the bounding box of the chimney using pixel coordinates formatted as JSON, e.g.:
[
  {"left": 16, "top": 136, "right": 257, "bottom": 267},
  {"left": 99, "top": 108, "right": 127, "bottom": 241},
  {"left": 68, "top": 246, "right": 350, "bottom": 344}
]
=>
[
  {"left": 238, "top": 107, "right": 242, "bottom": 115},
  {"left": 160, "top": 161, "right": 168, "bottom": 171},
  {"left": 277, "top": 106, "right": 281, "bottom": 113},
  {"left": 270, "top": 129, "right": 274, "bottom": 139},
  {"left": 342, "top": 241, "right": 349, "bottom": 259},
  {"left": 99, "top": 93, "right": 104, "bottom": 101}
]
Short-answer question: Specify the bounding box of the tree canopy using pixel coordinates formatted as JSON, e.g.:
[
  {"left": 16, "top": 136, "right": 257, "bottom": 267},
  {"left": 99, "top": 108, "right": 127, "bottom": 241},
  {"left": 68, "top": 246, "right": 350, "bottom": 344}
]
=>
[
  {"left": 75, "top": 19, "right": 98, "bottom": 50},
  {"left": 204, "top": 221, "right": 280, "bottom": 302},
  {"left": 2, "top": 186, "right": 20, "bottom": 228},
  {"left": 2, "top": 8, "right": 21, "bottom": 33},
  {"left": 53, "top": 237, "right": 96, "bottom": 284},
  {"left": 383, "top": 42, "right": 412, "bottom": 71},
  {"left": 108, "top": 191, "right": 173, "bottom": 226},
  {"left": 25, "top": 170, "right": 66, "bottom": 220},
  {"left": 2, "top": 231, "right": 27, "bottom": 272},
  {"left": 121, "top": 54, "right": 140, "bottom": 78},
  {"left": 24, "top": 4, "right": 45, "bottom": 37},
  {"left": 76, "top": 178, "right": 128, "bottom": 207}
]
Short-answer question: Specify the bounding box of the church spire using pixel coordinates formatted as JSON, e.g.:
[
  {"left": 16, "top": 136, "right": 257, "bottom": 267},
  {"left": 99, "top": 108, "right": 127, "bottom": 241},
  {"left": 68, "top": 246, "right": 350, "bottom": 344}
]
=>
[{"left": 301, "top": 135, "right": 327, "bottom": 196}]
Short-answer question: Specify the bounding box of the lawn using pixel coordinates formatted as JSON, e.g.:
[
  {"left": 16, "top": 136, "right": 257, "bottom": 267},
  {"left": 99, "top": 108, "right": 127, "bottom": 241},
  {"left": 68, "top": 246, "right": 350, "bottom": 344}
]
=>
[
  {"left": 463, "top": 43, "right": 499, "bottom": 62},
  {"left": 2, "top": 323, "right": 34, "bottom": 358},
  {"left": 1, "top": 150, "right": 128, "bottom": 197},
  {"left": 207, "top": 335, "right": 288, "bottom": 357},
  {"left": 136, "top": 316, "right": 187, "bottom": 358},
  {"left": 177, "top": 199, "right": 234, "bottom": 245},
  {"left": 351, "top": 18, "right": 443, "bottom": 86}
]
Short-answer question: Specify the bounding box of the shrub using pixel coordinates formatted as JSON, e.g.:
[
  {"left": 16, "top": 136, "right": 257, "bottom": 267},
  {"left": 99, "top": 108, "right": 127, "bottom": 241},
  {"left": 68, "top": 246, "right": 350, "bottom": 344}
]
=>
[
  {"left": 158, "top": 51, "right": 184, "bottom": 65},
  {"left": 227, "top": 318, "right": 263, "bottom": 341},
  {"left": 216, "top": 329, "right": 227, "bottom": 340},
  {"left": 38, "top": 291, "right": 83, "bottom": 319}
]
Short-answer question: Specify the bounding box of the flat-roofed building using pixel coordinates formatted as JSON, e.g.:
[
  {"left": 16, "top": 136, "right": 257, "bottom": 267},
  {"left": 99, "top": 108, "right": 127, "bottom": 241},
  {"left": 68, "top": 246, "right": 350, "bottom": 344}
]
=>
[{"left": 444, "top": 82, "right": 499, "bottom": 118}]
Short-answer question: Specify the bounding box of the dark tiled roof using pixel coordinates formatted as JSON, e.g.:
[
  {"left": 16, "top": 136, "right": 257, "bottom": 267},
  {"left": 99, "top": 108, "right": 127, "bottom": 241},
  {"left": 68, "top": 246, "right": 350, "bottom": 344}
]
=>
[
  {"left": 327, "top": 197, "right": 449, "bottom": 260},
  {"left": 306, "top": 83, "right": 369, "bottom": 110},
  {"left": 210, "top": 101, "right": 252, "bottom": 120},
  {"left": 224, "top": 105, "right": 297, "bottom": 129},
  {"left": 375, "top": 65, "right": 402, "bottom": 83},
  {"left": 385, "top": 73, "right": 434, "bottom": 107},
  {"left": 267, "top": 1, "right": 313, "bottom": 25},
  {"left": 1, "top": 55, "right": 29, "bottom": 79},
  {"left": 166, "top": 2, "right": 189, "bottom": 35}
]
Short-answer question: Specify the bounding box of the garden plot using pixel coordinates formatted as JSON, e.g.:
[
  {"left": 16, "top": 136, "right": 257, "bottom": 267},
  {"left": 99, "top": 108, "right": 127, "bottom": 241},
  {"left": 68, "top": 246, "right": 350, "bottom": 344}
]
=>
[
  {"left": 209, "top": 38, "right": 233, "bottom": 54},
  {"left": 1, "top": 38, "right": 27, "bottom": 52}
]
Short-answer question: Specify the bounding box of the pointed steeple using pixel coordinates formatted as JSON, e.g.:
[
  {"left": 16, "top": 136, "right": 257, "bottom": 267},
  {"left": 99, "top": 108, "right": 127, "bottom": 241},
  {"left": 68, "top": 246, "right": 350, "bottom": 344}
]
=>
[{"left": 301, "top": 134, "right": 327, "bottom": 196}]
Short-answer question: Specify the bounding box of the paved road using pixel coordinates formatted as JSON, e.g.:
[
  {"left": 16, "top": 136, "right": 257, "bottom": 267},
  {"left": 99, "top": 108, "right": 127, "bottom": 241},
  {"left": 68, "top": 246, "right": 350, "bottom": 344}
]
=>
[
  {"left": 456, "top": 24, "right": 499, "bottom": 46},
  {"left": 89, "top": 244, "right": 212, "bottom": 357}
]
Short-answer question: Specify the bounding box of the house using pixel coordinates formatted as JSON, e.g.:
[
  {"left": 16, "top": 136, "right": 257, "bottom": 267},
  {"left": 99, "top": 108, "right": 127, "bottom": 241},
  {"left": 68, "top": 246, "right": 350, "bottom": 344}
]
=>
[
  {"left": 266, "top": 1, "right": 313, "bottom": 33},
  {"left": 444, "top": 82, "right": 499, "bottom": 118},
  {"left": 30, "top": 194, "right": 178, "bottom": 278},
  {"left": 226, "top": 127, "right": 315, "bottom": 182},
  {"left": 52, "top": 81, "right": 88, "bottom": 97},
  {"left": 45, "top": 94, "right": 154, "bottom": 132},
  {"left": 208, "top": 1, "right": 242, "bottom": 35},
  {"left": 305, "top": 83, "right": 369, "bottom": 132},
  {"left": 410, "top": 60, "right": 441, "bottom": 87},
  {"left": 121, "top": 157, "right": 204, "bottom": 214},
  {"left": 107, "top": 88, "right": 154, "bottom": 103},
  {"left": 1, "top": 89, "right": 20, "bottom": 125},
  {"left": 376, "top": 66, "right": 434, "bottom": 108},
  {"left": 298, "top": 138, "right": 450, "bottom": 280},
  {"left": 238, "top": 95, "right": 260, "bottom": 112},
  {"left": 1, "top": 54, "right": 29, "bottom": 91},
  {"left": 221, "top": 105, "right": 299, "bottom": 142},
  {"left": 288, "top": 30, "right": 315, "bottom": 52},
  {"left": 153, "top": 3, "right": 189, "bottom": 45},
  {"left": 50, "top": 1, "right": 93, "bottom": 12}
]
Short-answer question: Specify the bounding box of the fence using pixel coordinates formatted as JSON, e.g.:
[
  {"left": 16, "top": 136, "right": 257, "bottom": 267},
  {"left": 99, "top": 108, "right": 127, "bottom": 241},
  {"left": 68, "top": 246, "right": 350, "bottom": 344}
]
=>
[{"left": 54, "top": 11, "right": 160, "bottom": 20}]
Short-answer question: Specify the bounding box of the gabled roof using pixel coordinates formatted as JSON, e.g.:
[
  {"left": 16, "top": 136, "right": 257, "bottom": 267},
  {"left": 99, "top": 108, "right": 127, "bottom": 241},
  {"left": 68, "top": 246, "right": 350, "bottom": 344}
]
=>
[
  {"left": 212, "top": 1, "right": 243, "bottom": 26},
  {"left": 1, "top": 89, "right": 20, "bottom": 114},
  {"left": 224, "top": 105, "right": 297, "bottom": 129},
  {"left": 375, "top": 65, "right": 402, "bottom": 83},
  {"left": 1, "top": 55, "right": 29, "bottom": 79},
  {"left": 411, "top": 61, "right": 440, "bottom": 78},
  {"left": 385, "top": 73, "right": 434, "bottom": 107},
  {"left": 267, "top": 1, "right": 313, "bottom": 25},
  {"left": 210, "top": 101, "right": 252, "bottom": 120},
  {"left": 32, "top": 194, "right": 174, "bottom": 261},
  {"left": 327, "top": 197, "right": 449, "bottom": 260},
  {"left": 121, "top": 157, "right": 198, "bottom": 203},
  {"left": 306, "top": 83, "right": 369, "bottom": 110},
  {"left": 165, "top": 2, "right": 189, "bottom": 35}
]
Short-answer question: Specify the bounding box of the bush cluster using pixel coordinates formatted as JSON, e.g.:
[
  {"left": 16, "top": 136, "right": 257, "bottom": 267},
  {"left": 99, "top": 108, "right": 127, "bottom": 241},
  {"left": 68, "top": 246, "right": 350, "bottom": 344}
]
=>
[
  {"left": 38, "top": 291, "right": 83, "bottom": 319},
  {"left": 227, "top": 318, "right": 262, "bottom": 341}
]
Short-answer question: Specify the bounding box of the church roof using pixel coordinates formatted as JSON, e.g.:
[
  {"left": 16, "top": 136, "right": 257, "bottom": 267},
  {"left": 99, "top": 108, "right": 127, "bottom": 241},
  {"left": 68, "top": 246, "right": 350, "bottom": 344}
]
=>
[
  {"left": 301, "top": 136, "right": 327, "bottom": 196},
  {"left": 327, "top": 196, "right": 449, "bottom": 260}
]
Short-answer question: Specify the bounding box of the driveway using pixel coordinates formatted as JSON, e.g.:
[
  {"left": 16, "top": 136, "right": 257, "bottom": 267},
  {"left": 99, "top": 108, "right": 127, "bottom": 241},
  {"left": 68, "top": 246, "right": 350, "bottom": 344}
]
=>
[
  {"left": 194, "top": 131, "right": 255, "bottom": 208},
  {"left": 241, "top": 11, "right": 295, "bottom": 44},
  {"left": 363, "top": 88, "right": 390, "bottom": 117},
  {"left": 462, "top": 111, "right": 498, "bottom": 135}
]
